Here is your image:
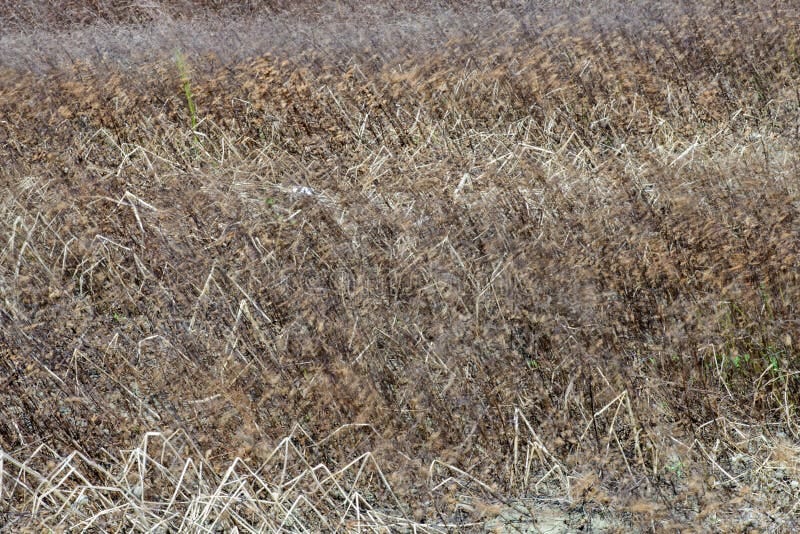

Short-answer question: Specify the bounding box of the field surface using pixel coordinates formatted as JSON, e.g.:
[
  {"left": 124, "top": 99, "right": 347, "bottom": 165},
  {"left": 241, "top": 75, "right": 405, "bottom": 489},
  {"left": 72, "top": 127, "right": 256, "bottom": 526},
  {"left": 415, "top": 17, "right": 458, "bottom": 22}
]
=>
[{"left": 1, "top": 1, "right": 800, "bottom": 531}]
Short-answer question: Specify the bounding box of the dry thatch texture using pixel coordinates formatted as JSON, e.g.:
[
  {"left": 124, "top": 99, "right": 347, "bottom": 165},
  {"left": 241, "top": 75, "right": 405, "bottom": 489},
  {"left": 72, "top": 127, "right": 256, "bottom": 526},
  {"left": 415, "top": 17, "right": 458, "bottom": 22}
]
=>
[{"left": 1, "top": 0, "right": 800, "bottom": 531}]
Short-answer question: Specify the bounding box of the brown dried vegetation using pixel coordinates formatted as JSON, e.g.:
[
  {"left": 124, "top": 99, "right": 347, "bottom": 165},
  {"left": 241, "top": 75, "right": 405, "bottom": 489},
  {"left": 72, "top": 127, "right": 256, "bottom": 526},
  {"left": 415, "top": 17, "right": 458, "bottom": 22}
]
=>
[{"left": 1, "top": 0, "right": 800, "bottom": 531}]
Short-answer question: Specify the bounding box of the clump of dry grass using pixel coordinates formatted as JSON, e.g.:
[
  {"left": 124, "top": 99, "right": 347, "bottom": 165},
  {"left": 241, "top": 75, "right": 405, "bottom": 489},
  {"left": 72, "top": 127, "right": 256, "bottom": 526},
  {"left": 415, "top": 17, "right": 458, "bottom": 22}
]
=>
[
  {"left": 1, "top": 0, "right": 800, "bottom": 530},
  {"left": 0, "top": 425, "right": 441, "bottom": 531}
]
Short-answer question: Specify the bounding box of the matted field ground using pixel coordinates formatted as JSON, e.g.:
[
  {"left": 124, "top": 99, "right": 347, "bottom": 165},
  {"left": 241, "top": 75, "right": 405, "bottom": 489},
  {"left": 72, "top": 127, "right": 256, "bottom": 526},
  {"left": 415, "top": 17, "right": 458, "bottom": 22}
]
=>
[{"left": 1, "top": 1, "right": 800, "bottom": 531}]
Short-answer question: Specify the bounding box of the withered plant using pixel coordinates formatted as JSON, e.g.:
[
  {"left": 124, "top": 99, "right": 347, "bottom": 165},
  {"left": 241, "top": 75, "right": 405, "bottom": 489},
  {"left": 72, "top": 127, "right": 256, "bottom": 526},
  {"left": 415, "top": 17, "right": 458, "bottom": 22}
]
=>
[{"left": 1, "top": 0, "right": 799, "bottom": 531}]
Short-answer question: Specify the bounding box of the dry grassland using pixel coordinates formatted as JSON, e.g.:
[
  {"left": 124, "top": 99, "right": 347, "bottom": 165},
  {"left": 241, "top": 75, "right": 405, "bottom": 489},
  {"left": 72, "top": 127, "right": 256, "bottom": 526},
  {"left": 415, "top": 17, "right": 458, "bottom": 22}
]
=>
[{"left": 1, "top": 0, "right": 800, "bottom": 531}]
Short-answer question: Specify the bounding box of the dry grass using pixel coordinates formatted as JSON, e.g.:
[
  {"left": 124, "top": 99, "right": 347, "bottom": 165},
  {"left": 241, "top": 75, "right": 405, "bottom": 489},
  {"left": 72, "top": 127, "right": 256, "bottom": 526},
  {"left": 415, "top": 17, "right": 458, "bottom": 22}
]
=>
[{"left": 1, "top": 0, "right": 800, "bottom": 531}]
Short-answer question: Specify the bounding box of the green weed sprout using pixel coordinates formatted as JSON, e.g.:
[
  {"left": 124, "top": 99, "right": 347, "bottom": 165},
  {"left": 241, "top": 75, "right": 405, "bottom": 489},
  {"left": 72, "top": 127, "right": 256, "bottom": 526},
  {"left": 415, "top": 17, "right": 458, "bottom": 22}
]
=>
[{"left": 175, "top": 50, "right": 199, "bottom": 151}]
